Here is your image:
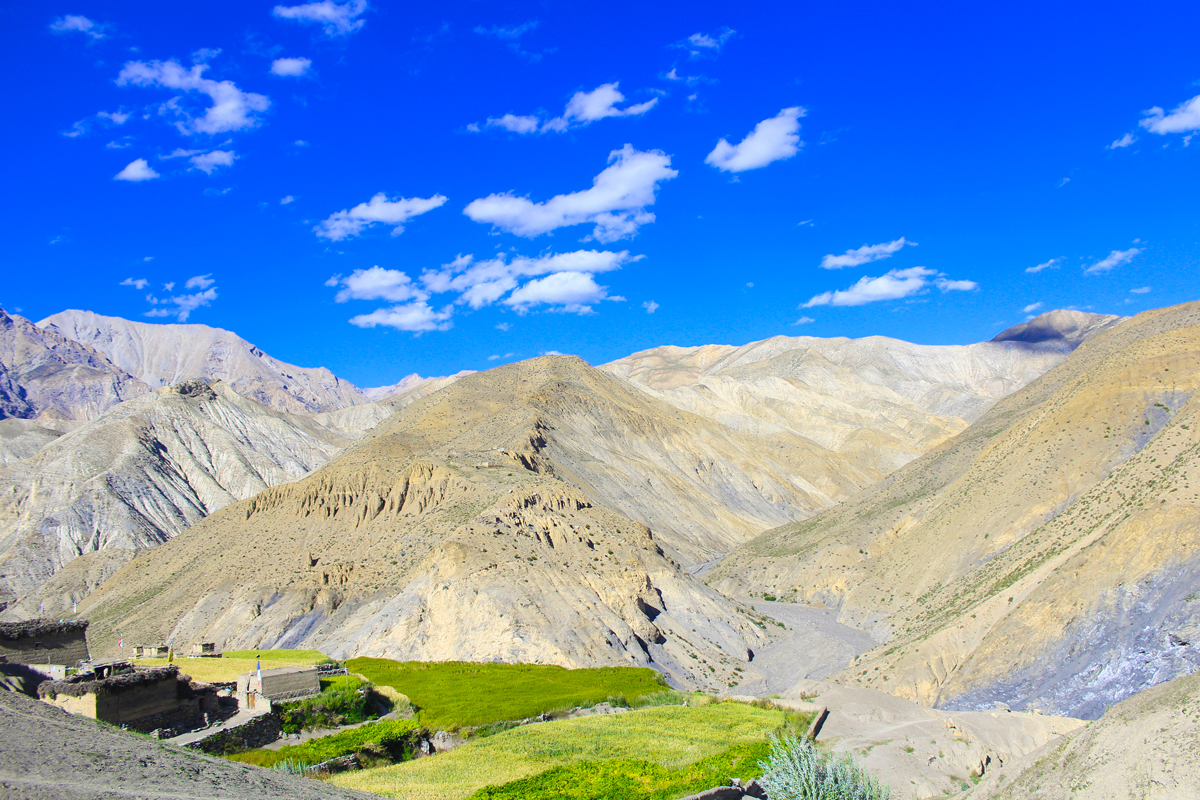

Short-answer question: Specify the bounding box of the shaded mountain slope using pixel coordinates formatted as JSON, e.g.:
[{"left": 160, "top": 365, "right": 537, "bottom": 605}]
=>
[
  {"left": 711, "top": 300, "right": 1200, "bottom": 718},
  {"left": 0, "top": 309, "right": 149, "bottom": 422},
  {"left": 78, "top": 357, "right": 785, "bottom": 690},
  {"left": 0, "top": 380, "right": 388, "bottom": 610},
  {"left": 41, "top": 309, "right": 367, "bottom": 414}
]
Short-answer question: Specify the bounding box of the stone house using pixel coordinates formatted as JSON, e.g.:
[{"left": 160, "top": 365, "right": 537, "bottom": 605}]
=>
[
  {"left": 38, "top": 664, "right": 218, "bottom": 734},
  {"left": 236, "top": 664, "right": 320, "bottom": 709},
  {"left": 0, "top": 619, "right": 90, "bottom": 670}
]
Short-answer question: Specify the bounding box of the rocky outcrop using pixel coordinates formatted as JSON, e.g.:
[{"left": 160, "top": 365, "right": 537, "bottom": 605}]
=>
[
  {"left": 40, "top": 309, "right": 368, "bottom": 414},
  {"left": 712, "top": 300, "right": 1200, "bottom": 719},
  {"left": 0, "top": 308, "right": 149, "bottom": 422},
  {"left": 0, "top": 380, "right": 388, "bottom": 608}
]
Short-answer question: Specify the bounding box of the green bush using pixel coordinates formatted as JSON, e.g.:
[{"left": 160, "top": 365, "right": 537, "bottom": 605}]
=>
[
  {"left": 228, "top": 719, "right": 423, "bottom": 769},
  {"left": 346, "top": 658, "right": 669, "bottom": 730},
  {"left": 470, "top": 741, "right": 771, "bottom": 800},
  {"left": 276, "top": 676, "right": 381, "bottom": 734},
  {"left": 758, "top": 732, "right": 891, "bottom": 800}
]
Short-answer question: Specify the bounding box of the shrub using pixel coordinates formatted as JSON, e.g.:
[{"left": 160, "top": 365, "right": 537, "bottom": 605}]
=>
[
  {"left": 276, "top": 676, "right": 381, "bottom": 734},
  {"left": 758, "top": 732, "right": 891, "bottom": 800}
]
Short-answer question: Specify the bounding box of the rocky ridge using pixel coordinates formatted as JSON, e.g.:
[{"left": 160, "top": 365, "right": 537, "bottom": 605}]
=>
[{"left": 712, "top": 300, "right": 1200, "bottom": 719}]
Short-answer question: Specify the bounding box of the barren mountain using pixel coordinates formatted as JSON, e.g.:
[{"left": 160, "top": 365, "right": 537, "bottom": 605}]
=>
[
  {"left": 602, "top": 311, "right": 1122, "bottom": 476},
  {"left": 75, "top": 357, "right": 813, "bottom": 691},
  {"left": 0, "top": 309, "right": 149, "bottom": 422},
  {"left": 0, "top": 380, "right": 390, "bottom": 612},
  {"left": 712, "top": 300, "right": 1200, "bottom": 719},
  {"left": 41, "top": 310, "right": 368, "bottom": 414}
]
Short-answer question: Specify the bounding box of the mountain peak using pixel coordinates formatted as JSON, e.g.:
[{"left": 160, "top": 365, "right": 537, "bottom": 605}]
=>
[{"left": 991, "top": 309, "right": 1125, "bottom": 347}]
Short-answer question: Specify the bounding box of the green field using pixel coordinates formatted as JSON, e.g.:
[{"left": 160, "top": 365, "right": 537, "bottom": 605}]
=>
[
  {"left": 346, "top": 658, "right": 668, "bottom": 730},
  {"left": 227, "top": 719, "right": 422, "bottom": 770},
  {"left": 332, "top": 702, "right": 798, "bottom": 800},
  {"left": 134, "top": 648, "right": 331, "bottom": 683}
]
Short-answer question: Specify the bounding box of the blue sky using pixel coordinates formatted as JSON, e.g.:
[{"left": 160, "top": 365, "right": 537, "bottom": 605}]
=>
[{"left": 3, "top": 1, "right": 1198, "bottom": 388}]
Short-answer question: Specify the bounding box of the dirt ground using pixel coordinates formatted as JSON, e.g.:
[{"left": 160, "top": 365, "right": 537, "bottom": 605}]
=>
[{"left": 0, "top": 689, "right": 382, "bottom": 800}]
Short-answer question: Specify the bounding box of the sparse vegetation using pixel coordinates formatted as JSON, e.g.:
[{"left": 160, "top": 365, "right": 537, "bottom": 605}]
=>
[
  {"left": 132, "top": 648, "right": 332, "bottom": 683},
  {"left": 759, "top": 732, "right": 891, "bottom": 800},
  {"left": 227, "top": 718, "right": 423, "bottom": 770},
  {"left": 277, "top": 676, "right": 384, "bottom": 734},
  {"left": 346, "top": 658, "right": 669, "bottom": 731}
]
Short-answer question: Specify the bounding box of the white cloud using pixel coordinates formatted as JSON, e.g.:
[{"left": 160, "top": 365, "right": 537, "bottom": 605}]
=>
[
  {"left": 1057, "top": 177, "right": 1070, "bottom": 187},
  {"left": 163, "top": 148, "right": 203, "bottom": 158},
  {"left": 540, "top": 350, "right": 565, "bottom": 356},
  {"left": 487, "top": 354, "right": 501, "bottom": 361},
  {"left": 117, "top": 60, "right": 269, "bottom": 135},
  {"left": 819, "top": 237, "right": 913, "bottom": 270},
  {"left": 1140, "top": 94, "right": 1200, "bottom": 135},
  {"left": 1025, "top": 258, "right": 1061, "bottom": 274},
  {"left": 463, "top": 144, "right": 676, "bottom": 241},
  {"left": 505, "top": 272, "right": 611, "bottom": 314},
  {"left": 934, "top": 277, "right": 978, "bottom": 292},
  {"left": 1130, "top": 286, "right": 1151, "bottom": 294},
  {"left": 802, "top": 266, "right": 975, "bottom": 308},
  {"left": 115, "top": 158, "right": 160, "bottom": 181},
  {"left": 120, "top": 277, "right": 149, "bottom": 290},
  {"left": 163, "top": 281, "right": 175, "bottom": 290},
  {"left": 106, "top": 139, "right": 132, "bottom": 149},
  {"left": 281, "top": 195, "right": 295, "bottom": 204},
  {"left": 642, "top": 300, "right": 659, "bottom": 314},
  {"left": 190, "top": 149, "right": 236, "bottom": 174},
  {"left": 495, "top": 322, "right": 512, "bottom": 331},
  {"left": 792, "top": 316, "right": 815, "bottom": 325},
  {"left": 675, "top": 27, "right": 735, "bottom": 57},
  {"left": 1084, "top": 247, "right": 1141, "bottom": 275},
  {"left": 315, "top": 192, "right": 448, "bottom": 240},
  {"left": 144, "top": 287, "right": 218, "bottom": 321},
  {"left": 487, "top": 114, "right": 541, "bottom": 134},
  {"left": 1108, "top": 133, "right": 1136, "bottom": 149},
  {"left": 481, "top": 83, "right": 657, "bottom": 135},
  {"left": 185, "top": 274, "right": 215, "bottom": 289},
  {"left": 271, "top": 57, "right": 312, "bottom": 77},
  {"left": 330, "top": 266, "right": 426, "bottom": 303},
  {"left": 1023, "top": 302, "right": 1044, "bottom": 314},
  {"left": 705, "top": 107, "right": 804, "bottom": 173},
  {"left": 272, "top": 1, "right": 367, "bottom": 36},
  {"left": 145, "top": 256, "right": 155, "bottom": 262},
  {"left": 50, "top": 15, "right": 106, "bottom": 39},
  {"left": 421, "top": 250, "right": 633, "bottom": 312},
  {"left": 97, "top": 110, "right": 130, "bottom": 125},
  {"left": 349, "top": 302, "right": 453, "bottom": 332}
]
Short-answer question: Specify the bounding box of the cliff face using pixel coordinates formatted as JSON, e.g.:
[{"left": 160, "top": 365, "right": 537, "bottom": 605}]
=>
[
  {"left": 40, "top": 309, "right": 369, "bottom": 414},
  {"left": 712, "top": 301, "right": 1200, "bottom": 719},
  {"left": 0, "top": 380, "right": 391, "bottom": 610},
  {"left": 0, "top": 309, "right": 149, "bottom": 422}
]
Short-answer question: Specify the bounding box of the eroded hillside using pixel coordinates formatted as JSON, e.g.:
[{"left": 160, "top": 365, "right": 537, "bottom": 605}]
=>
[{"left": 711, "top": 301, "right": 1200, "bottom": 718}]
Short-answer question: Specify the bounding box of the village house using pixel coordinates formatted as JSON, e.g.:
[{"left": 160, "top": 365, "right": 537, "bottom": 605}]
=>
[
  {"left": 37, "top": 663, "right": 219, "bottom": 734},
  {"left": 0, "top": 619, "right": 90, "bottom": 678}
]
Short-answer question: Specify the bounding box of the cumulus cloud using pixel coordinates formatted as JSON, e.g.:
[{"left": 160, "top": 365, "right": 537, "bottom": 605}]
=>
[
  {"left": 705, "top": 107, "right": 804, "bottom": 173},
  {"left": 190, "top": 150, "right": 236, "bottom": 174},
  {"left": 819, "top": 237, "right": 913, "bottom": 270},
  {"left": 330, "top": 266, "right": 426, "bottom": 303},
  {"left": 802, "top": 266, "right": 975, "bottom": 308},
  {"left": 186, "top": 274, "right": 215, "bottom": 289},
  {"left": 349, "top": 302, "right": 453, "bottom": 332},
  {"left": 495, "top": 322, "right": 512, "bottom": 331},
  {"left": 1140, "top": 94, "right": 1200, "bottom": 135},
  {"left": 97, "top": 110, "right": 130, "bottom": 125},
  {"left": 272, "top": 0, "right": 367, "bottom": 36},
  {"left": 1130, "top": 286, "right": 1151, "bottom": 294},
  {"left": 1023, "top": 302, "right": 1044, "bottom": 314},
  {"left": 315, "top": 192, "right": 448, "bottom": 240},
  {"left": 792, "top": 316, "right": 815, "bottom": 325},
  {"left": 1108, "top": 133, "right": 1136, "bottom": 149},
  {"left": 643, "top": 300, "right": 659, "bottom": 314},
  {"left": 480, "top": 83, "right": 657, "bottom": 135},
  {"left": 115, "top": 158, "right": 160, "bottom": 181},
  {"left": 117, "top": 60, "right": 269, "bottom": 135},
  {"left": 463, "top": 144, "right": 676, "bottom": 241},
  {"left": 120, "top": 277, "right": 149, "bottom": 290},
  {"left": 675, "top": 27, "right": 735, "bottom": 57},
  {"left": 271, "top": 57, "right": 312, "bottom": 76},
  {"left": 144, "top": 286, "right": 218, "bottom": 321},
  {"left": 1085, "top": 247, "right": 1141, "bottom": 275},
  {"left": 421, "top": 250, "right": 632, "bottom": 311},
  {"left": 1026, "top": 258, "right": 1061, "bottom": 274},
  {"left": 504, "top": 272, "right": 610, "bottom": 314},
  {"left": 50, "top": 15, "right": 106, "bottom": 39},
  {"left": 281, "top": 195, "right": 295, "bottom": 204}
]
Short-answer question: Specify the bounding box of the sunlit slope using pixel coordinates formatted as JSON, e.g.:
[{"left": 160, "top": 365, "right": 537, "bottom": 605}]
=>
[
  {"left": 79, "top": 357, "right": 775, "bottom": 691},
  {"left": 711, "top": 300, "right": 1200, "bottom": 718}
]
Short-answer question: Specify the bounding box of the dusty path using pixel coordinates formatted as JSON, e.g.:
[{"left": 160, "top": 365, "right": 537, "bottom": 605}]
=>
[{"left": 730, "top": 600, "right": 877, "bottom": 695}]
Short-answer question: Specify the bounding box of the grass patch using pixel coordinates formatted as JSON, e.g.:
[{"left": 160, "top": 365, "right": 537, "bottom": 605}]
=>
[
  {"left": 469, "top": 741, "right": 770, "bottom": 800},
  {"left": 277, "top": 676, "right": 382, "bottom": 734},
  {"left": 133, "top": 648, "right": 332, "bottom": 683},
  {"left": 227, "top": 719, "right": 422, "bottom": 770},
  {"left": 332, "top": 701, "right": 792, "bottom": 800},
  {"left": 346, "top": 658, "right": 668, "bottom": 731}
]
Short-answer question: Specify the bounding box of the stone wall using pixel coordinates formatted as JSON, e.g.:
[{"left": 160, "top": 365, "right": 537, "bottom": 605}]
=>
[
  {"left": 0, "top": 619, "right": 89, "bottom": 667},
  {"left": 236, "top": 665, "right": 319, "bottom": 699},
  {"left": 185, "top": 711, "right": 281, "bottom": 755}
]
